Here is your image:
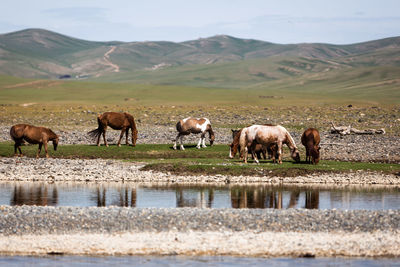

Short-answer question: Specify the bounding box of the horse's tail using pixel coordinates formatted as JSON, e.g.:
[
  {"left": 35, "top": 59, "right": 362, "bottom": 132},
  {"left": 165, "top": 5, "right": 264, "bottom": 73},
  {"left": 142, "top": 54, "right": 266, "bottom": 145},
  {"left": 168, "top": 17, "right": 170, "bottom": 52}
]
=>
[
  {"left": 176, "top": 120, "right": 183, "bottom": 133},
  {"left": 126, "top": 113, "right": 138, "bottom": 145},
  {"left": 10, "top": 124, "right": 25, "bottom": 142},
  {"left": 10, "top": 125, "right": 19, "bottom": 142},
  {"left": 88, "top": 115, "right": 104, "bottom": 139},
  {"left": 208, "top": 125, "right": 215, "bottom": 145}
]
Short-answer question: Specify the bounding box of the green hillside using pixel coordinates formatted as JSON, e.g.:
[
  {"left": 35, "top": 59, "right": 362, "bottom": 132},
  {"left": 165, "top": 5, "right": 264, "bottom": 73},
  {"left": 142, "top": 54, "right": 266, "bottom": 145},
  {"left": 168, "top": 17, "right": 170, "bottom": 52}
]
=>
[{"left": 1, "top": 28, "right": 400, "bottom": 83}]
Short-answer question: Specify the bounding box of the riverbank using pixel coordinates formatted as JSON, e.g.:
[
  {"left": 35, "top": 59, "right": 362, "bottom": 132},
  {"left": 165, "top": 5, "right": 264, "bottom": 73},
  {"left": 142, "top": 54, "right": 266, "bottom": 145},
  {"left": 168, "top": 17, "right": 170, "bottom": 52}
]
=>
[{"left": 0, "top": 157, "right": 398, "bottom": 185}]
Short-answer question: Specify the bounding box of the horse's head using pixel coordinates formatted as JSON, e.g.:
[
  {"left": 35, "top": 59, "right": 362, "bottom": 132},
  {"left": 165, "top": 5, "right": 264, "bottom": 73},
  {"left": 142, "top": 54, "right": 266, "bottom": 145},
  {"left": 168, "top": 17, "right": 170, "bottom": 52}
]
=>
[
  {"left": 311, "top": 146, "right": 320, "bottom": 164},
  {"left": 132, "top": 129, "right": 138, "bottom": 147},
  {"left": 53, "top": 136, "right": 59, "bottom": 151},
  {"left": 291, "top": 148, "right": 300, "bottom": 163},
  {"left": 231, "top": 129, "right": 240, "bottom": 139},
  {"left": 228, "top": 142, "right": 238, "bottom": 158}
]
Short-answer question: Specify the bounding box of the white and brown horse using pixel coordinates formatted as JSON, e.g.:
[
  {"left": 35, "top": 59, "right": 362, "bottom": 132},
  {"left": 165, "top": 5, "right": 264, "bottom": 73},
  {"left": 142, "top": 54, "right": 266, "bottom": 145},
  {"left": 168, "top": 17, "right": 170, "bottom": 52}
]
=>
[
  {"left": 173, "top": 117, "right": 215, "bottom": 150},
  {"left": 10, "top": 124, "right": 59, "bottom": 158},
  {"left": 239, "top": 125, "right": 300, "bottom": 164}
]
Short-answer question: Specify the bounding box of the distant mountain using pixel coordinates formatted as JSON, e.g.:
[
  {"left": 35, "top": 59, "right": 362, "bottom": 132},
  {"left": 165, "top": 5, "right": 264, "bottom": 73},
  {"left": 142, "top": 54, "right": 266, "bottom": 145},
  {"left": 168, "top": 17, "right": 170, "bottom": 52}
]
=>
[{"left": 0, "top": 28, "right": 399, "bottom": 83}]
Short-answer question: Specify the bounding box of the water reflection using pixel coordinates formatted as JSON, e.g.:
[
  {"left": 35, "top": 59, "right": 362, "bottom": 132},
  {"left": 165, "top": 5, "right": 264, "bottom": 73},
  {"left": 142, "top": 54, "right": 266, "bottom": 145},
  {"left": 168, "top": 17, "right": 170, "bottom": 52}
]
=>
[
  {"left": 230, "top": 187, "right": 319, "bottom": 209},
  {"left": 11, "top": 183, "right": 58, "bottom": 206},
  {"left": 94, "top": 186, "right": 137, "bottom": 207},
  {"left": 2, "top": 182, "right": 399, "bottom": 210}
]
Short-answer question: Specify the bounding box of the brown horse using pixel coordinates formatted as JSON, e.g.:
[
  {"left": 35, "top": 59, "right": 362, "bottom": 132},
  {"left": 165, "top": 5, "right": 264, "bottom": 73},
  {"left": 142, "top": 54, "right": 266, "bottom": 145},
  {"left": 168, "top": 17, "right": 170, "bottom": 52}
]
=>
[
  {"left": 229, "top": 128, "right": 276, "bottom": 161},
  {"left": 173, "top": 117, "right": 215, "bottom": 150},
  {"left": 88, "top": 112, "right": 138, "bottom": 147},
  {"left": 301, "top": 128, "right": 320, "bottom": 164},
  {"left": 10, "top": 124, "right": 59, "bottom": 158}
]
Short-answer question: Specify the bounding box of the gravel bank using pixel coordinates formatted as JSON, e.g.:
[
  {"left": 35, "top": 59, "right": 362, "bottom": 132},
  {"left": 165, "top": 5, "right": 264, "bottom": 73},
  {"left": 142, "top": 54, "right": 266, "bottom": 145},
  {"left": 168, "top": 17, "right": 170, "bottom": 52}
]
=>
[
  {"left": 0, "top": 206, "right": 399, "bottom": 257},
  {"left": 1, "top": 125, "right": 399, "bottom": 163},
  {"left": 0, "top": 157, "right": 398, "bottom": 185}
]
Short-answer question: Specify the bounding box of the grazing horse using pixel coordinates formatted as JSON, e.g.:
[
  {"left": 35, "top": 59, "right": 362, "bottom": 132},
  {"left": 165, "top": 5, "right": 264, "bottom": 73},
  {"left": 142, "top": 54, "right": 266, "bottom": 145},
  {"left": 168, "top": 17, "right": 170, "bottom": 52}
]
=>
[
  {"left": 301, "top": 128, "right": 321, "bottom": 164},
  {"left": 229, "top": 128, "right": 276, "bottom": 161},
  {"left": 88, "top": 112, "right": 138, "bottom": 147},
  {"left": 10, "top": 124, "right": 59, "bottom": 158},
  {"left": 173, "top": 117, "right": 215, "bottom": 150},
  {"left": 239, "top": 125, "right": 300, "bottom": 164}
]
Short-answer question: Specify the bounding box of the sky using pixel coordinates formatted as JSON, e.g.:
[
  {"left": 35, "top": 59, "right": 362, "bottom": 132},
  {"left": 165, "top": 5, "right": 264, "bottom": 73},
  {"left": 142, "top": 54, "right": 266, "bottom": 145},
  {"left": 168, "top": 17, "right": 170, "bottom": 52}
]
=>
[{"left": 1, "top": 0, "right": 400, "bottom": 44}]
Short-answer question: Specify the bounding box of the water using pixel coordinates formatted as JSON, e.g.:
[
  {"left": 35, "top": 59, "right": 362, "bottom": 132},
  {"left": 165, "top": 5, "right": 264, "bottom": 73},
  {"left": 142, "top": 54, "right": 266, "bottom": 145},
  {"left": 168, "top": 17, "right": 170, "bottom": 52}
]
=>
[
  {"left": 0, "top": 181, "right": 399, "bottom": 210},
  {"left": 1, "top": 255, "right": 399, "bottom": 267}
]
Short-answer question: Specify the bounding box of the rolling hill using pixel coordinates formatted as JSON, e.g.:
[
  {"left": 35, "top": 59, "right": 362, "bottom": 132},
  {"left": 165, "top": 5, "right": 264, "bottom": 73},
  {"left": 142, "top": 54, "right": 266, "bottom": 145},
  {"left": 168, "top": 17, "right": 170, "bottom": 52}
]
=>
[{"left": 0, "top": 28, "right": 399, "bottom": 86}]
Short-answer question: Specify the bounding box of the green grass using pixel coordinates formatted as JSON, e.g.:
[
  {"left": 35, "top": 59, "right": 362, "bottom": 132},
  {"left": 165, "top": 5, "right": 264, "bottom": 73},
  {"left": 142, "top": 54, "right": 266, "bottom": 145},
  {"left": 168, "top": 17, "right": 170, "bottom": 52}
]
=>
[{"left": 1, "top": 143, "right": 398, "bottom": 176}]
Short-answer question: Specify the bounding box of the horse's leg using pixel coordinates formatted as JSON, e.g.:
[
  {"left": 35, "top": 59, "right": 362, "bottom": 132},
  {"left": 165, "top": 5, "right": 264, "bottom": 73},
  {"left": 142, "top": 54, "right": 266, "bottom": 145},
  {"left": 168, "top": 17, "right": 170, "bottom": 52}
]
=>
[
  {"left": 37, "top": 143, "right": 42, "bottom": 158},
  {"left": 243, "top": 146, "right": 248, "bottom": 163},
  {"left": 126, "top": 128, "right": 129, "bottom": 145},
  {"left": 44, "top": 141, "right": 49, "bottom": 158},
  {"left": 103, "top": 127, "right": 108, "bottom": 147},
  {"left": 117, "top": 128, "right": 125, "bottom": 147},
  {"left": 201, "top": 133, "right": 207, "bottom": 148},
  {"left": 277, "top": 143, "right": 283, "bottom": 164},
  {"left": 173, "top": 133, "right": 180, "bottom": 150},
  {"left": 251, "top": 143, "right": 259, "bottom": 164},
  {"left": 14, "top": 143, "right": 19, "bottom": 157},
  {"left": 196, "top": 135, "right": 202, "bottom": 149},
  {"left": 180, "top": 135, "right": 185, "bottom": 150}
]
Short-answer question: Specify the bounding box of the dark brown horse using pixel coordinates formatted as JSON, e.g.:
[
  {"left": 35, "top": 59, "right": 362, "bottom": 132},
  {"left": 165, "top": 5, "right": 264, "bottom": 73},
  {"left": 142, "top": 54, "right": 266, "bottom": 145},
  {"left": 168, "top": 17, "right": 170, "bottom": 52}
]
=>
[
  {"left": 301, "top": 128, "right": 321, "bottom": 164},
  {"left": 88, "top": 112, "right": 138, "bottom": 147},
  {"left": 10, "top": 124, "right": 59, "bottom": 158}
]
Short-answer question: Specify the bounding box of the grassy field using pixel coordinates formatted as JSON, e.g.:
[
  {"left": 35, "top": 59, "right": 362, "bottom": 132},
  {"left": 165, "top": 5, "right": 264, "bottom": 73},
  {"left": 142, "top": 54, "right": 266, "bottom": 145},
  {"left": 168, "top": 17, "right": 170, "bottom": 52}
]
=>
[
  {"left": 1, "top": 143, "right": 399, "bottom": 176},
  {"left": 0, "top": 73, "right": 399, "bottom": 135}
]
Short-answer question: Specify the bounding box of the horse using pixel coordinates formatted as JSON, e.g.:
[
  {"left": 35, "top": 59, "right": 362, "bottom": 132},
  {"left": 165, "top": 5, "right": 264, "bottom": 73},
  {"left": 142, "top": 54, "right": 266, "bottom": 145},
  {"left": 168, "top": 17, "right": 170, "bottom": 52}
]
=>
[
  {"left": 229, "top": 128, "right": 276, "bottom": 161},
  {"left": 239, "top": 125, "right": 300, "bottom": 164},
  {"left": 173, "top": 117, "right": 215, "bottom": 150},
  {"left": 10, "top": 124, "right": 59, "bottom": 158},
  {"left": 88, "top": 112, "right": 138, "bottom": 147},
  {"left": 301, "top": 128, "right": 321, "bottom": 164}
]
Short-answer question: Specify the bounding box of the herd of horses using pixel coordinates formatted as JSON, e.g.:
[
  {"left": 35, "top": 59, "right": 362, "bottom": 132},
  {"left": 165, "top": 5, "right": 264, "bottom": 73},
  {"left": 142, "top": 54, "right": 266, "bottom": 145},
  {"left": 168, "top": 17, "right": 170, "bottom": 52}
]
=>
[{"left": 9, "top": 111, "right": 321, "bottom": 164}]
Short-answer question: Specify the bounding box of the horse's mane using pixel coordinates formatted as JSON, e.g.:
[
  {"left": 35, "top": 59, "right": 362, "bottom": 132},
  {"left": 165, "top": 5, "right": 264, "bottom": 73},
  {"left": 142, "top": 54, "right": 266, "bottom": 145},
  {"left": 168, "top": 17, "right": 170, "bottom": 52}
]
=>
[
  {"left": 46, "top": 128, "right": 58, "bottom": 140},
  {"left": 283, "top": 128, "right": 297, "bottom": 150}
]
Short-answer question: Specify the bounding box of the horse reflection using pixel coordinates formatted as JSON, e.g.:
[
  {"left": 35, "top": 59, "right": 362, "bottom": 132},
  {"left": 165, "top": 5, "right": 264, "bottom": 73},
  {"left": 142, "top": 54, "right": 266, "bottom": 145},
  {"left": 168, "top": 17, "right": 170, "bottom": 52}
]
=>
[
  {"left": 11, "top": 184, "right": 58, "bottom": 206},
  {"left": 230, "top": 187, "right": 319, "bottom": 209},
  {"left": 95, "top": 186, "right": 137, "bottom": 207},
  {"left": 176, "top": 187, "right": 214, "bottom": 208}
]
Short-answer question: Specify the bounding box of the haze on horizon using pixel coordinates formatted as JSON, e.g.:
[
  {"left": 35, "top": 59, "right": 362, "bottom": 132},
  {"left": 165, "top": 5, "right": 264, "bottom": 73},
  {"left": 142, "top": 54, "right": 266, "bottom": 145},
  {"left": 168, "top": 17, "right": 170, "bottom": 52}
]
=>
[{"left": 1, "top": 0, "right": 400, "bottom": 44}]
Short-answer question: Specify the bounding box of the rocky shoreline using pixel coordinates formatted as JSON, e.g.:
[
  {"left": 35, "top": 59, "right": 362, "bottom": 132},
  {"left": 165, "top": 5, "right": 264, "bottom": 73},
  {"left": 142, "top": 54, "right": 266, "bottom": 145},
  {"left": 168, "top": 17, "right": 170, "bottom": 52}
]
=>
[
  {"left": 0, "top": 206, "right": 399, "bottom": 257},
  {"left": 0, "top": 157, "right": 398, "bottom": 185}
]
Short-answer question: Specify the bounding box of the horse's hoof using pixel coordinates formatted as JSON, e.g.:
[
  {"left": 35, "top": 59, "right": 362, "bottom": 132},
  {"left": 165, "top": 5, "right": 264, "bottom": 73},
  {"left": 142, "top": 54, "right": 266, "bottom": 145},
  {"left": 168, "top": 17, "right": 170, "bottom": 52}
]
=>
[{"left": 196, "top": 146, "right": 201, "bottom": 149}]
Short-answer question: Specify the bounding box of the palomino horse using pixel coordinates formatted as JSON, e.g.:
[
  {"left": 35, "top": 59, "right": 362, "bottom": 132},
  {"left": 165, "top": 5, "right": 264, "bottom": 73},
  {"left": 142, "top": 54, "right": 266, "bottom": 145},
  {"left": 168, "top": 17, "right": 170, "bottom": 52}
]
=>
[
  {"left": 301, "top": 128, "right": 321, "bottom": 164},
  {"left": 239, "top": 125, "right": 300, "bottom": 164},
  {"left": 173, "top": 117, "right": 215, "bottom": 150},
  {"left": 229, "top": 128, "right": 276, "bottom": 161},
  {"left": 10, "top": 124, "right": 59, "bottom": 158},
  {"left": 88, "top": 112, "right": 138, "bottom": 147}
]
